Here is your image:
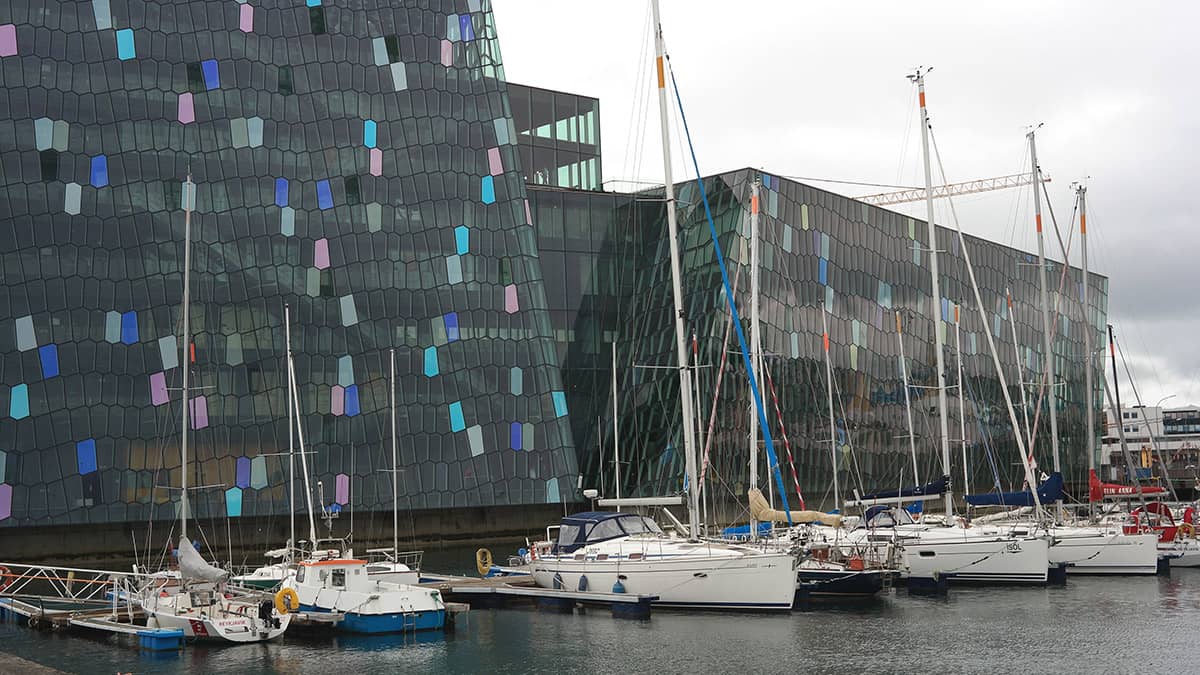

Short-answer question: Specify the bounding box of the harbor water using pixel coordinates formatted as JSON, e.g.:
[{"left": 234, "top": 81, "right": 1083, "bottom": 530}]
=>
[{"left": 2, "top": 544, "right": 1197, "bottom": 674}]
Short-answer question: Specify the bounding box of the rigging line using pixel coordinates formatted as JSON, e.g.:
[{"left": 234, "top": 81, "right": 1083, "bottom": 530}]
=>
[
  {"left": 761, "top": 358, "right": 807, "bottom": 510},
  {"left": 894, "top": 85, "right": 917, "bottom": 186},
  {"left": 1114, "top": 333, "right": 1180, "bottom": 501},
  {"left": 619, "top": 3, "right": 653, "bottom": 189},
  {"left": 827, "top": 336, "right": 868, "bottom": 505},
  {"left": 777, "top": 174, "right": 922, "bottom": 191},
  {"left": 668, "top": 62, "right": 793, "bottom": 519}
]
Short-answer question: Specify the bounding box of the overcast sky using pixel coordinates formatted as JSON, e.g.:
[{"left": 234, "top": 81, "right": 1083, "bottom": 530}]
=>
[{"left": 493, "top": 1, "right": 1200, "bottom": 408}]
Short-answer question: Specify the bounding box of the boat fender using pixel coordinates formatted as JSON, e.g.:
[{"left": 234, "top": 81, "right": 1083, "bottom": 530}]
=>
[
  {"left": 578, "top": 575, "right": 588, "bottom": 592},
  {"left": 274, "top": 587, "right": 300, "bottom": 615},
  {"left": 552, "top": 573, "right": 564, "bottom": 590},
  {"left": 0, "top": 565, "right": 10, "bottom": 592},
  {"left": 612, "top": 579, "right": 626, "bottom": 594},
  {"left": 476, "top": 548, "right": 493, "bottom": 576},
  {"left": 1179, "top": 523, "right": 1195, "bottom": 540}
]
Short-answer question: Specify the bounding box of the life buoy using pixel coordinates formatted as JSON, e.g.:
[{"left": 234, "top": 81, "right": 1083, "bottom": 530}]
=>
[
  {"left": 274, "top": 587, "right": 300, "bottom": 615},
  {"left": 476, "top": 548, "right": 493, "bottom": 576},
  {"left": 0, "top": 565, "right": 11, "bottom": 592},
  {"left": 1179, "top": 523, "right": 1196, "bottom": 540}
]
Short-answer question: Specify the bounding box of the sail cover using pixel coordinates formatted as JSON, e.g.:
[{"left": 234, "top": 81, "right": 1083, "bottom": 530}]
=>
[
  {"left": 178, "top": 536, "right": 229, "bottom": 583},
  {"left": 1088, "top": 469, "right": 1167, "bottom": 502},
  {"left": 855, "top": 476, "right": 948, "bottom": 503},
  {"left": 965, "top": 472, "right": 1064, "bottom": 507},
  {"left": 748, "top": 488, "right": 843, "bottom": 527}
]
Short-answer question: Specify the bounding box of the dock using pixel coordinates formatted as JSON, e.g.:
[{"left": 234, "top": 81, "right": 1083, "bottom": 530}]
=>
[{"left": 419, "top": 574, "right": 656, "bottom": 619}]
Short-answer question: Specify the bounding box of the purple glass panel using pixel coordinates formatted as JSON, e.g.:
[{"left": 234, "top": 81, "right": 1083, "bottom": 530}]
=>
[
  {"left": 459, "top": 14, "right": 475, "bottom": 40},
  {"left": 444, "top": 312, "right": 459, "bottom": 342},
  {"left": 335, "top": 473, "right": 349, "bottom": 505},
  {"left": 236, "top": 456, "right": 251, "bottom": 488},
  {"left": 440, "top": 39, "right": 452, "bottom": 66},
  {"left": 504, "top": 284, "right": 518, "bottom": 313},
  {"left": 0, "top": 24, "right": 16, "bottom": 57},
  {"left": 178, "top": 93, "right": 195, "bottom": 124},
  {"left": 0, "top": 484, "right": 11, "bottom": 521},
  {"left": 369, "top": 148, "right": 382, "bottom": 176},
  {"left": 488, "top": 147, "right": 502, "bottom": 175},
  {"left": 189, "top": 395, "right": 209, "bottom": 429},
  {"left": 331, "top": 385, "right": 344, "bottom": 415},
  {"left": 150, "top": 371, "right": 168, "bottom": 406},
  {"left": 314, "top": 238, "right": 329, "bottom": 269},
  {"left": 239, "top": 4, "right": 253, "bottom": 32},
  {"left": 510, "top": 422, "right": 522, "bottom": 451}
]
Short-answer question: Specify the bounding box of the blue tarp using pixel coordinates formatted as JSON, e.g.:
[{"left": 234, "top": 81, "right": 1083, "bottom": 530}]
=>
[
  {"left": 721, "top": 522, "right": 774, "bottom": 540},
  {"left": 965, "top": 472, "right": 1064, "bottom": 507},
  {"left": 857, "top": 476, "right": 949, "bottom": 502}
]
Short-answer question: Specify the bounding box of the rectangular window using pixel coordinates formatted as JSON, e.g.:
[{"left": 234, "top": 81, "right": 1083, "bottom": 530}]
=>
[
  {"left": 344, "top": 175, "right": 360, "bottom": 204},
  {"left": 309, "top": 6, "right": 326, "bottom": 34},
  {"left": 278, "top": 65, "right": 293, "bottom": 95},
  {"left": 186, "top": 62, "right": 205, "bottom": 93},
  {"left": 40, "top": 150, "right": 58, "bottom": 180}
]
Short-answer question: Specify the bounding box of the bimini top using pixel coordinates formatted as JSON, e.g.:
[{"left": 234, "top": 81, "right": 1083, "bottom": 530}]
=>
[{"left": 555, "top": 511, "right": 663, "bottom": 553}]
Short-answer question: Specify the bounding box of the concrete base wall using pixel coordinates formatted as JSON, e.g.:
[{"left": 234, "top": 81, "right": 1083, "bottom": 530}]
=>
[{"left": 0, "top": 502, "right": 582, "bottom": 566}]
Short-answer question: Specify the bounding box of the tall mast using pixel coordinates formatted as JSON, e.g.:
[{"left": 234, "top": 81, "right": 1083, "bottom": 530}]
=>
[
  {"left": 955, "top": 304, "right": 970, "bottom": 497},
  {"left": 288, "top": 353, "right": 318, "bottom": 544},
  {"left": 896, "top": 311, "right": 921, "bottom": 488},
  {"left": 286, "top": 304, "right": 295, "bottom": 560},
  {"left": 390, "top": 348, "right": 399, "bottom": 558},
  {"left": 180, "top": 173, "right": 194, "bottom": 542},
  {"left": 1078, "top": 185, "right": 1096, "bottom": 480},
  {"left": 650, "top": 0, "right": 700, "bottom": 538},
  {"left": 749, "top": 178, "right": 761, "bottom": 529},
  {"left": 911, "top": 67, "right": 954, "bottom": 518},
  {"left": 612, "top": 341, "right": 622, "bottom": 510},
  {"left": 1006, "top": 289, "right": 1034, "bottom": 451},
  {"left": 1028, "top": 128, "right": 1063, "bottom": 523},
  {"left": 821, "top": 306, "right": 839, "bottom": 507}
]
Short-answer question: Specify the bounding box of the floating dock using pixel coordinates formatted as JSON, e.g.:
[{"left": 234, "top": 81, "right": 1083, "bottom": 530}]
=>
[{"left": 419, "top": 574, "right": 656, "bottom": 619}]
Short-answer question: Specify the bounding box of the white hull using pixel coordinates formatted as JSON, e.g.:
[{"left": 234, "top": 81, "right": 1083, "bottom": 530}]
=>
[
  {"left": 1049, "top": 529, "right": 1159, "bottom": 575},
  {"left": 141, "top": 584, "right": 289, "bottom": 643},
  {"left": 1163, "top": 538, "right": 1200, "bottom": 567},
  {"left": 530, "top": 540, "right": 795, "bottom": 610},
  {"left": 900, "top": 534, "right": 1050, "bottom": 583}
]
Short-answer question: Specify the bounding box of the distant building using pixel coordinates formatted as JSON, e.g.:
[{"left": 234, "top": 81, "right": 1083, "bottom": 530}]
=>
[{"left": 1104, "top": 404, "right": 1200, "bottom": 489}]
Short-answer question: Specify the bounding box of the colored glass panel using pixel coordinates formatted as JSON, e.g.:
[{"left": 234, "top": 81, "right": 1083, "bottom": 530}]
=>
[
  {"left": 449, "top": 401, "right": 465, "bottom": 432},
  {"left": 424, "top": 347, "right": 439, "bottom": 377},
  {"left": 236, "top": 456, "right": 251, "bottom": 488},
  {"left": 150, "top": 372, "right": 168, "bottom": 406},
  {"left": 317, "top": 180, "right": 333, "bottom": 209},
  {"left": 225, "top": 487, "right": 242, "bottom": 517},
  {"left": 335, "top": 474, "right": 349, "bottom": 505},
  {"left": 11, "top": 384, "right": 29, "bottom": 419},
  {"left": 120, "top": 311, "right": 138, "bottom": 344},
  {"left": 201, "top": 59, "right": 220, "bottom": 89},
  {"left": 115, "top": 28, "right": 135, "bottom": 60},
  {"left": 76, "top": 439, "right": 97, "bottom": 475},
  {"left": 345, "top": 385, "right": 360, "bottom": 416},
  {"left": 90, "top": 155, "right": 109, "bottom": 188},
  {"left": 38, "top": 344, "right": 58, "bottom": 378}
]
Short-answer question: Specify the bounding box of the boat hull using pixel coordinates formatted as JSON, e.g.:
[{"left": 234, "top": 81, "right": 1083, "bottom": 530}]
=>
[
  {"left": 300, "top": 605, "right": 445, "bottom": 634},
  {"left": 794, "top": 568, "right": 885, "bottom": 600},
  {"left": 1050, "top": 530, "right": 1159, "bottom": 575},
  {"left": 901, "top": 535, "right": 1050, "bottom": 584},
  {"left": 530, "top": 551, "right": 796, "bottom": 611}
]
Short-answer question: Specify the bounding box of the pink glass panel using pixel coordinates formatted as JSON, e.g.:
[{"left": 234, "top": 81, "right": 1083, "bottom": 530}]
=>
[
  {"left": 239, "top": 4, "right": 253, "bottom": 32},
  {"left": 504, "top": 284, "right": 518, "bottom": 313},
  {"left": 488, "top": 147, "right": 502, "bottom": 176},
  {"left": 0, "top": 24, "right": 16, "bottom": 57},
  {"left": 0, "top": 484, "right": 11, "bottom": 521},
  {"left": 335, "top": 473, "right": 349, "bottom": 505},
  {"left": 369, "top": 148, "right": 382, "bottom": 176},
  {"left": 189, "top": 395, "right": 209, "bottom": 429},
  {"left": 150, "top": 371, "right": 168, "bottom": 406},
  {"left": 331, "top": 385, "right": 344, "bottom": 415},
  {"left": 314, "top": 238, "right": 329, "bottom": 269},
  {"left": 440, "top": 39, "right": 453, "bottom": 67},
  {"left": 178, "top": 93, "right": 195, "bottom": 124}
]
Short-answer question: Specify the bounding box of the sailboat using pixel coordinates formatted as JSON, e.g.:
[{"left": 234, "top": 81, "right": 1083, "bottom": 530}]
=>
[
  {"left": 138, "top": 174, "right": 292, "bottom": 642},
  {"left": 832, "top": 70, "right": 1052, "bottom": 586},
  {"left": 527, "top": 0, "right": 796, "bottom": 611},
  {"left": 277, "top": 348, "right": 446, "bottom": 633}
]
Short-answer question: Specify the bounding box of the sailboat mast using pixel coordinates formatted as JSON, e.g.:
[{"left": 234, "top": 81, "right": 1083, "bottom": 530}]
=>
[
  {"left": 612, "top": 341, "right": 622, "bottom": 510},
  {"left": 1078, "top": 185, "right": 1096, "bottom": 477},
  {"left": 1006, "top": 289, "right": 1034, "bottom": 450},
  {"left": 1028, "top": 129, "right": 1063, "bottom": 523},
  {"left": 821, "top": 306, "right": 839, "bottom": 507},
  {"left": 180, "top": 174, "right": 194, "bottom": 543},
  {"left": 288, "top": 354, "right": 319, "bottom": 544},
  {"left": 749, "top": 178, "right": 761, "bottom": 527},
  {"left": 896, "top": 311, "right": 921, "bottom": 488},
  {"left": 650, "top": 0, "right": 700, "bottom": 538},
  {"left": 955, "top": 305, "right": 970, "bottom": 496},
  {"left": 286, "top": 304, "right": 295, "bottom": 560},
  {"left": 913, "top": 68, "right": 954, "bottom": 518},
  {"left": 390, "top": 348, "right": 398, "bottom": 558}
]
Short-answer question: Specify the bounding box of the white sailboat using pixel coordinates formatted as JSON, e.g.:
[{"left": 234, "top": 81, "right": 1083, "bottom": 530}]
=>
[
  {"left": 139, "top": 173, "right": 291, "bottom": 642},
  {"left": 528, "top": 0, "right": 796, "bottom": 611}
]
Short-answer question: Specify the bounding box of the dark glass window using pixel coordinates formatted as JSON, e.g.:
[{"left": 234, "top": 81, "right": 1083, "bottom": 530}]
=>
[
  {"left": 309, "top": 7, "right": 326, "bottom": 34},
  {"left": 278, "top": 65, "right": 293, "bottom": 96}
]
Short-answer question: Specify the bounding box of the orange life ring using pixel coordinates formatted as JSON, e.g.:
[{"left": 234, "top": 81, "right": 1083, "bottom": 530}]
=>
[{"left": 1179, "top": 523, "right": 1196, "bottom": 540}]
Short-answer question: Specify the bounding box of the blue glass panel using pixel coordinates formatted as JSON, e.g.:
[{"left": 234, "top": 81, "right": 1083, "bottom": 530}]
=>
[
  {"left": 449, "top": 401, "right": 465, "bottom": 432},
  {"left": 818, "top": 258, "right": 828, "bottom": 285},
  {"left": 345, "top": 385, "right": 360, "bottom": 416},
  {"left": 460, "top": 14, "right": 475, "bottom": 40},
  {"left": 121, "top": 311, "right": 138, "bottom": 344},
  {"left": 444, "top": 312, "right": 459, "bottom": 342},
  {"left": 481, "top": 176, "right": 495, "bottom": 204},
  {"left": 10, "top": 384, "right": 29, "bottom": 420},
  {"left": 274, "top": 178, "right": 288, "bottom": 207},
  {"left": 90, "top": 155, "right": 108, "bottom": 187},
  {"left": 76, "top": 439, "right": 97, "bottom": 475},
  {"left": 317, "top": 180, "right": 333, "bottom": 209},
  {"left": 305, "top": 0, "right": 321, "bottom": 5},
  {"left": 552, "top": 391, "right": 567, "bottom": 418},
  {"left": 116, "top": 28, "right": 135, "bottom": 60},
  {"left": 454, "top": 225, "right": 469, "bottom": 255},
  {"left": 424, "top": 346, "right": 439, "bottom": 377},
  {"left": 363, "top": 120, "right": 377, "bottom": 148},
  {"left": 225, "top": 487, "right": 242, "bottom": 517},
  {"left": 201, "top": 59, "right": 219, "bottom": 90},
  {"left": 39, "top": 344, "right": 59, "bottom": 378},
  {"left": 510, "top": 422, "right": 522, "bottom": 451},
  {"left": 236, "top": 456, "right": 251, "bottom": 488}
]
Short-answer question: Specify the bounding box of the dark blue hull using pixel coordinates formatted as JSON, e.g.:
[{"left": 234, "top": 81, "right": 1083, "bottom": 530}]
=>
[
  {"left": 795, "top": 569, "right": 886, "bottom": 602},
  {"left": 300, "top": 605, "right": 446, "bottom": 634}
]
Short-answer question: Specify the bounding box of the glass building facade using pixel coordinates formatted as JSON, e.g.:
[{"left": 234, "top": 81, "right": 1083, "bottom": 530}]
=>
[
  {"left": 0, "top": 0, "right": 1105, "bottom": 532},
  {"left": 530, "top": 170, "right": 1108, "bottom": 513},
  {"left": 0, "top": 0, "right": 579, "bottom": 528}
]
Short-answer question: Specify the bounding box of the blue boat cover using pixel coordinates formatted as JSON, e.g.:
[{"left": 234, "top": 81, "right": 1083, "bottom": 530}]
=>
[
  {"left": 721, "top": 522, "right": 774, "bottom": 540},
  {"left": 965, "top": 472, "right": 1064, "bottom": 507},
  {"left": 856, "top": 476, "right": 949, "bottom": 502}
]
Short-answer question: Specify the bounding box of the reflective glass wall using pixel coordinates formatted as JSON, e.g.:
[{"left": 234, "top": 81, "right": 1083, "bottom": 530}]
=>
[{"left": 509, "top": 83, "right": 601, "bottom": 190}]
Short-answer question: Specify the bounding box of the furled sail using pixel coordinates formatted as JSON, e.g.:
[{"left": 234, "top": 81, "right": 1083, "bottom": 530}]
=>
[
  {"left": 965, "top": 472, "right": 1064, "bottom": 507},
  {"left": 748, "top": 488, "right": 843, "bottom": 527},
  {"left": 855, "top": 476, "right": 948, "bottom": 503},
  {"left": 178, "top": 537, "right": 229, "bottom": 583}
]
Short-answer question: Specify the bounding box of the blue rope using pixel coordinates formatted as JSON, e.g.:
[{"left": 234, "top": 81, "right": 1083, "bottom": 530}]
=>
[{"left": 668, "top": 67, "right": 793, "bottom": 523}]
